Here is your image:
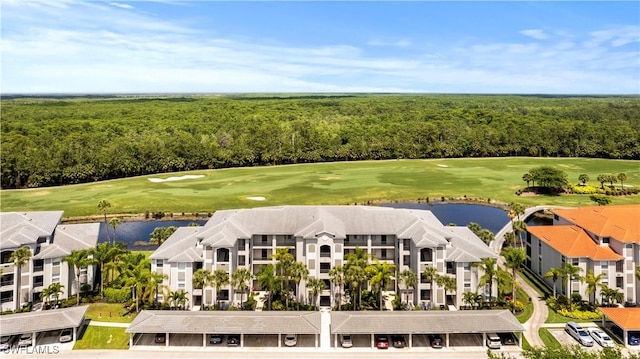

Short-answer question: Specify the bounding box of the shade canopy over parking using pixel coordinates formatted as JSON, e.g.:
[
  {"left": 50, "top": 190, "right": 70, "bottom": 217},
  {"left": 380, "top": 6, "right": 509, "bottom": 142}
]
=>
[
  {"left": 331, "top": 310, "right": 524, "bottom": 334},
  {"left": 126, "top": 311, "right": 321, "bottom": 335},
  {"left": 0, "top": 306, "right": 88, "bottom": 336},
  {"left": 599, "top": 307, "right": 640, "bottom": 331}
]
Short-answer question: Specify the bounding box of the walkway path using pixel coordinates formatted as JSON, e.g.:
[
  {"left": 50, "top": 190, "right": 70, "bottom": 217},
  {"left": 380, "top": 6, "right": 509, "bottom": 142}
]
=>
[
  {"left": 87, "top": 320, "right": 130, "bottom": 328},
  {"left": 516, "top": 274, "right": 547, "bottom": 348}
]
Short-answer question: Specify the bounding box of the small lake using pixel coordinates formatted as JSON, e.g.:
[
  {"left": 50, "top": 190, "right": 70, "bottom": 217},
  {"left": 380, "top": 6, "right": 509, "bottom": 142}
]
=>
[{"left": 97, "top": 203, "right": 551, "bottom": 250}]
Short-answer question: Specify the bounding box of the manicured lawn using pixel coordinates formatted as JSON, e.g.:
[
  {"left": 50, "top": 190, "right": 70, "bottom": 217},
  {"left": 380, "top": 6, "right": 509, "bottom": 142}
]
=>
[
  {"left": 544, "top": 309, "right": 597, "bottom": 324},
  {"left": 516, "top": 286, "right": 534, "bottom": 324},
  {"left": 539, "top": 328, "right": 561, "bottom": 349},
  {"left": 74, "top": 326, "right": 129, "bottom": 350},
  {"left": 85, "top": 302, "right": 135, "bottom": 323},
  {"left": 1, "top": 158, "right": 638, "bottom": 218}
]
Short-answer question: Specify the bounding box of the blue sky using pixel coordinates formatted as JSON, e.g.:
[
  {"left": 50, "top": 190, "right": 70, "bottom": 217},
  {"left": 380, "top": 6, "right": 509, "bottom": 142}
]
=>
[{"left": 2, "top": 1, "right": 639, "bottom": 94}]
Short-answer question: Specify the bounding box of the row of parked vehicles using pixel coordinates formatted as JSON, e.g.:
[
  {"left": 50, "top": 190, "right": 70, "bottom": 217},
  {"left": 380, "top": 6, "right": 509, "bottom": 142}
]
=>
[
  {"left": 370, "top": 334, "right": 443, "bottom": 349},
  {"left": 565, "top": 322, "right": 617, "bottom": 348},
  {"left": 0, "top": 329, "right": 73, "bottom": 350}
]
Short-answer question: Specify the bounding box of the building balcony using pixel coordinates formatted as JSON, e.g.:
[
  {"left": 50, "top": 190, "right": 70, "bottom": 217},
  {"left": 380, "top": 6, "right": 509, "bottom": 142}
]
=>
[
  {"left": 193, "top": 288, "right": 203, "bottom": 296},
  {"left": 33, "top": 266, "right": 44, "bottom": 273},
  {"left": 0, "top": 263, "right": 14, "bottom": 273},
  {"left": 215, "top": 263, "right": 230, "bottom": 271},
  {"left": 0, "top": 280, "right": 14, "bottom": 289}
]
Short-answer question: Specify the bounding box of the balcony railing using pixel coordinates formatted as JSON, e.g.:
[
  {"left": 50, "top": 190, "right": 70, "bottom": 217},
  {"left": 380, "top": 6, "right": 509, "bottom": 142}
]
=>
[
  {"left": 0, "top": 280, "right": 14, "bottom": 287},
  {"left": 33, "top": 266, "right": 44, "bottom": 272}
]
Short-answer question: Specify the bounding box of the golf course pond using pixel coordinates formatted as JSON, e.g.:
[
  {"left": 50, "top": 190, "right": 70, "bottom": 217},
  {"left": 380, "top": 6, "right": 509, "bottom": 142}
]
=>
[{"left": 98, "top": 202, "right": 551, "bottom": 250}]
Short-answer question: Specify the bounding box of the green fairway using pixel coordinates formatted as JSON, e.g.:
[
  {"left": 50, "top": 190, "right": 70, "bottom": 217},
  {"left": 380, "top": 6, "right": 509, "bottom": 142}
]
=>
[{"left": 1, "top": 158, "right": 638, "bottom": 218}]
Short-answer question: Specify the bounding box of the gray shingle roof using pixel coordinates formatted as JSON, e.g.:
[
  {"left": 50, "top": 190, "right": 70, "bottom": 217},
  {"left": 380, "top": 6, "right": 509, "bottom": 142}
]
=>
[
  {"left": 0, "top": 306, "right": 88, "bottom": 336},
  {"left": 34, "top": 223, "right": 100, "bottom": 260},
  {"left": 330, "top": 310, "right": 524, "bottom": 334},
  {"left": 126, "top": 311, "right": 321, "bottom": 334},
  {"left": 0, "top": 211, "right": 63, "bottom": 250},
  {"left": 446, "top": 227, "right": 498, "bottom": 262},
  {"left": 152, "top": 206, "right": 491, "bottom": 263}
]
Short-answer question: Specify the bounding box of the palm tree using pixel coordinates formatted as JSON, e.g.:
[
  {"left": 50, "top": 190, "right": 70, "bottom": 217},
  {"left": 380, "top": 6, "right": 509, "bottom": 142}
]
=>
[
  {"left": 328, "top": 265, "right": 345, "bottom": 311},
  {"left": 91, "top": 242, "right": 127, "bottom": 299},
  {"left": 543, "top": 267, "right": 563, "bottom": 298},
  {"left": 422, "top": 266, "right": 439, "bottom": 307},
  {"left": 503, "top": 232, "right": 516, "bottom": 247},
  {"left": 290, "top": 261, "right": 309, "bottom": 310},
  {"left": 562, "top": 262, "right": 583, "bottom": 297},
  {"left": 462, "top": 291, "right": 480, "bottom": 309},
  {"left": 522, "top": 173, "right": 532, "bottom": 188},
  {"left": 345, "top": 263, "right": 368, "bottom": 310},
  {"left": 147, "top": 271, "right": 168, "bottom": 308},
  {"left": 344, "top": 247, "right": 370, "bottom": 310},
  {"left": 40, "top": 285, "right": 51, "bottom": 309},
  {"left": 512, "top": 221, "right": 527, "bottom": 248},
  {"left": 169, "top": 290, "right": 189, "bottom": 310},
  {"left": 231, "top": 267, "right": 253, "bottom": 310},
  {"left": 273, "top": 248, "right": 294, "bottom": 309},
  {"left": 578, "top": 173, "right": 589, "bottom": 185},
  {"left": 398, "top": 269, "right": 417, "bottom": 307},
  {"left": 211, "top": 269, "right": 230, "bottom": 309},
  {"left": 307, "top": 277, "right": 326, "bottom": 310},
  {"left": 584, "top": 270, "right": 605, "bottom": 304},
  {"left": 120, "top": 252, "right": 152, "bottom": 312},
  {"left": 63, "top": 249, "right": 92, "bottom": 305},
  {"left": 597, "top": 174, "right": 607, "bottom": 189},
  {"left": 474, "top": 257, "right": 497, "bottom": 305},
  {"left": 503, "top": 247, "right": 526, "bottom": 312},
  {"left": 257, "top": 264, "right": 278, "bottom": 311},
  {"left": 10, "top": 246, "right": 31, "bottom": 310},
  {"left": 618, "top": 173, "right": 627, "bottom": 190},
  {"left": 108, "top": 217, "right": 121, "bottom": 245},
  {"left": 436, "top": 275, "right": 457, "bottom": 305},
  {"left": 366, "top": 259, "right": 396, "bottom": 311},
  {"left": 97, "top": 200, "right": 112, "bottom": 243},
  {"left": 44, "top": 282, "right": 64, "bottom": 309},
  {"left": 192, "top": 268, "right": 212, "bottom": 308}
]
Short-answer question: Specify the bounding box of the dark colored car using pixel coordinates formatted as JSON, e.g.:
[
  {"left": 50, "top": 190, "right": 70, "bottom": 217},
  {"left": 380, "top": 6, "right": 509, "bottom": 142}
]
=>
[
  {"left": 375, "top": 336, "right": 389, "bottom": 349},
  {"left": 429, "top": 334, "right": 443, "bottom": 349},
  {"left": 227, "top": 335, "right": 240, "bottom": 346},
  {"left": 391, "top": 335, "right": 406, "bottom": 348},
  {"left": 499, "top": 333, "right": 516, "bottom": 345},
  {"left": 209, "top": 334, "right": 223, "bottom": 344},
  {"left": 154, "top": 333, "right": 166, "bottom": 344},
  {"left": 629, "top": 333, "right": 640, "bottom": 346}
]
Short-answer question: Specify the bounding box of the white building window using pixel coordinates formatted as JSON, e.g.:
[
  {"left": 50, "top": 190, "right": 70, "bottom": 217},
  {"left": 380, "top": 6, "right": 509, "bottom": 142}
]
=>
[
  {"left": 178, "top": 280, "right": 185, "bottom": 288},
  {"left": 178, "top": 263, "right": 186, "bottom": 271},
  {"left": 52, "top": 274, "right": 60, "bottom": 283}
]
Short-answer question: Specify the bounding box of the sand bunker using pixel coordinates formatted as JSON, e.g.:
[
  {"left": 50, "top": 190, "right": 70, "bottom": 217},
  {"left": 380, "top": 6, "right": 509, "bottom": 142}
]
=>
[
  {"left": 437, "top": 164, "right": 449, "bottom": 168},
  {"left": 247, "top": 196, "right": 266, "bottom": 201},
  {"left": 148, "top": 175, "right": 205, "bottom": 183}
]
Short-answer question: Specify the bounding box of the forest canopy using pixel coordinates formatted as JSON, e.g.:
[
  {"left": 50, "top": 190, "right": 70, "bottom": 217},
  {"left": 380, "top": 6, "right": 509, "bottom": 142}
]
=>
[{"left": 1, "top": 94, "right": 639, "bottom": 189}]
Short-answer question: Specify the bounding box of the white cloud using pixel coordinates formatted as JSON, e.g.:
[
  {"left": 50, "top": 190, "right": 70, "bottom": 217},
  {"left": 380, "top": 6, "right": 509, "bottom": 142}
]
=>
[
  {"left": 1, "top": 2, "right": 638, "bottom": 94},
  {"left": 520, "top": 29, "right": 549, "bottom": 40},
  {"left": 109, "top": 2, "right": 133, "bottom": 10}
]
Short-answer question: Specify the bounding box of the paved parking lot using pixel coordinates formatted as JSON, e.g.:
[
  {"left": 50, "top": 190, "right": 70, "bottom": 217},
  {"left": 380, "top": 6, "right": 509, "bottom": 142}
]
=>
[{"left": 547, "top": 328, "right": 603, "bottom": 352}]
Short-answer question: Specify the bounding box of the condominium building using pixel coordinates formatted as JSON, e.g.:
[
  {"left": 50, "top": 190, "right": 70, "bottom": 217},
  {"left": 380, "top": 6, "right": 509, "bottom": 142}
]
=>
[
  {"left": 526, "top": 204, "right": 640, "bottom": 303},
  {"left": 151, "top": 205, "right": 497, "bottom": 309},
  {"left": 0, "top": 211, "right": 99, "bottom": 312}
]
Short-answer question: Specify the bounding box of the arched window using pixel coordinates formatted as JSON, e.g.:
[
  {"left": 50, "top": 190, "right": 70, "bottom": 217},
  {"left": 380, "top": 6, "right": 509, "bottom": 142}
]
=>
[
  {"left": 320, "top": 245, "right": 331, "bottom": 258},
  {"left": 420, "top": 248, "right": 433, "bottom": 262},
  {"left": 217, "top": 248, "right": 229, "bottom": 262}
]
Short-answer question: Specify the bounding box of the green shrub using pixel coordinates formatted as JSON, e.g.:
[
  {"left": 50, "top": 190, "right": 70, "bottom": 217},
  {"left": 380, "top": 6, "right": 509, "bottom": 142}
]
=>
[
  {"left": 557, "top": 308, "right": 602, "bottom": 320},
  {"left": 104, "top": 288, "right": 131, "bottom": 303}
]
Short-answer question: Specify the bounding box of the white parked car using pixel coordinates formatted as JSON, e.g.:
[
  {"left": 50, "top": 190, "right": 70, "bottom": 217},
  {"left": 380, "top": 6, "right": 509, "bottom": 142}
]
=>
[
  {"left": 284, "top": 334, "right": 297, "bottom": 347},
  {"left": 565, "top": 322, "right": 594, "bottom": 347},
  {"left": 589, "top": 328, "right": 615, "bottom": 347},
  {"left": 340, "top": 334, "right": 353, "bottom": 348}
]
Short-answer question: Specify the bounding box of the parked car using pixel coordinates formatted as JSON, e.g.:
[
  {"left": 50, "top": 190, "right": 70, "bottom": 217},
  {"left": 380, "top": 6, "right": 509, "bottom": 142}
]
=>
[
  {"left": 629, "top": 333, "right": 640, "bottom": 346},
  {"left": 340, "top": 334, "right": 352, "bottom": 348},
  {"left": 227, "top": 335, "right": 240, "bottom": 346},
  {"left": 59, "top": 328, "right": 73, "bottom": 343},
  {"left": 0, "top": 336, "right": 15, "bottom": 350},
  {"left": 17, "top": 333, "right": 32, "bottom": 347},
  {"left": 284, "top": 334, "right": 297, "bottom": 347},
  {"left": 588, "top": 328, "right": 614, "bottom": 347},
  {"left": 565, "top": 322, "right": 594, "bottom": 347},
  {"left": 486, "top": 333, "right": 501, "bottom": 349},
  {"left": 499, "top": 332, "right": 516, "bottom": 345},
  {"left": 154, "top": 333, "right": 166, "bottom": 344},
  {"left": 429, "top": 334, "right": 443, "bottom": 349},
  {"left": 209, "top": 334, "right": 223, "bottom": 345},
  {"left": 375, "top": 335, "right": 389, "bottom": 349},
  {"left": 391, "top": 335, "right": 406, "bottom": 348}
]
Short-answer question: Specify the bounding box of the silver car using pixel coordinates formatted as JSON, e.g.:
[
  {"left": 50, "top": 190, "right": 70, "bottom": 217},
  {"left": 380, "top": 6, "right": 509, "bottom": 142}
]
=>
[
  {"left": 340, "top": 334, "right": 353, "bottom": 348},
  {"left": 565, "top": 322, "right": 594, "bottom": 347},
  {"left": 59, "top": 328, "right": 73, "bottom": 343},
  {"left": 0, "top": 336, "right": 14, "bottom": 350},
  {"left": 17, "top": 333, "right": 32, "bottom": 347},
  {"left": 284, "top": 334, "right": 297, "bottom": 347},
  {"left": 589, "top": 328, "right": 615, "bottom": 347}
]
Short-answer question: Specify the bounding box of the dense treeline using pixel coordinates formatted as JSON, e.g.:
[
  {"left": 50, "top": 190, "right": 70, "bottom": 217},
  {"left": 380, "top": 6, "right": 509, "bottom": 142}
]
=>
[{"left": 2, "top": 94, "right": 639, "bottom": 189}]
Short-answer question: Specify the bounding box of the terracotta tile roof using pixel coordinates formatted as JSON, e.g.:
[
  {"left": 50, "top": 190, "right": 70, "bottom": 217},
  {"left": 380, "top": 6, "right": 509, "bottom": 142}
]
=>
[
  {"left": 528, "top": 225, "right": 623, "bottom": 260},
  {"left": 599, "top": 308, "right": 640, "bottom": 330},
  {"left": 552, "top": 205, "right": 640, "bottom": 244}
]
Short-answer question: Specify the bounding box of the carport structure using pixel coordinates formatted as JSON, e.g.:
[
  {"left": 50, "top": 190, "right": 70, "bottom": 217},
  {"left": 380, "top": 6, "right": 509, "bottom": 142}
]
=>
[
  {"left": 126, "top": 310, "right": 321, "bottom": 348},
  {"left": 599, "top": 307, "right": 640, "bottom": 349},
  {"left": 0, "top": 306, "right": 88, "bottom": 347},
  {"left": 330, "top": 310, "right": 524, "bottom": 349}
]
